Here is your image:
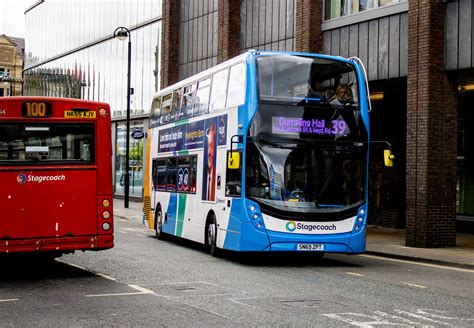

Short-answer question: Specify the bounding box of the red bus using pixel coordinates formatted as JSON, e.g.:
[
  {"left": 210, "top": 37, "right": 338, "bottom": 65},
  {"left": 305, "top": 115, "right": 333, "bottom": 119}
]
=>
[{"left": 0, "top": 97, "right": 114, "bottom": 257}]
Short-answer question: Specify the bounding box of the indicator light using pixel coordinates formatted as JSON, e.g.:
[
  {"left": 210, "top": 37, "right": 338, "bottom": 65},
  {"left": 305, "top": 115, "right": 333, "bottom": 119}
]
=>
[
  {"left": 102, "top": 222, "right": 111, "bottom": 231},
  {"left": 102, "top": 210, "right": 111, "bottom": 219},
  {"left": 98, "top": 108, "right": 107, "bottom": 117},
  {"left": 102, "top": 199, "right": 110, "bottom": 207}
]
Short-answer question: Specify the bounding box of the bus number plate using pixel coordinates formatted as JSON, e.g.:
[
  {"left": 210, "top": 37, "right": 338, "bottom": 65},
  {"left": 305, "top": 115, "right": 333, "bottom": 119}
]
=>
[
  {"left": 64, "top": 111, "right": 96, "bottom": 119},
  {"left": 297, "top": 243, "right": 324, "bottom": 251}
]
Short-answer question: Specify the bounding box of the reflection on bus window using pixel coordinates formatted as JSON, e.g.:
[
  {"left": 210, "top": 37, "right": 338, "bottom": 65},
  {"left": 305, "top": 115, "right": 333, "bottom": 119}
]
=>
[
  {"left": 226, "top": 63, "right": 246, "bottom": 108},
  {"left": 194, "top": 78, "right": 211, "bottom": 117},
  {"left": 0, "top": 123, "right": 95, "bottom": 165},
  {"left": 181, "top": 84, "right": 196, "bottom": 119},
  {"left": 245, "top": 140, "right": 365, "bottom": 210},
  {"left": 171, "top": 88, "right": 183, "bottom": 121},
  {"left": 160, "top": 93, "right": 172, "bottom": 124},
  {"left": 152, "top": 155, "right": 197, "bottom": 194},
  {"left": 210, "top": 69, "right": 229, "bottom": 111}
]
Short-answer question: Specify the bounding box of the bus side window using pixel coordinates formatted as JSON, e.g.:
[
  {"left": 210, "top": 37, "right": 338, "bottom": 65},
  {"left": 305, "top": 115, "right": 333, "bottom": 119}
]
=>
[
  {"left": 225, "top": 151, "right": 242, "bottom": 197},
  {"left": 226, "top": 63, "right": 246, "bottom": 108},
  {"left": 153, "top": 159, "right": 167, "bottom": 191},
  {"left": 161, "top": 93, "right": 172, "bottom": 124},
  {"left": 171, "top": 88, "right": 183, "bottom": 121},
  {"left": 194, "top": 78, "right": 211, "bottom": 117},
  {"left": 181, "top": 84, "right": 195, "bottom": 119},
  {"left": 166, "top": 158, "right": 177, "bottom": 191},
  {"left": 209, "top": 69, "right": 229, "bottom": 112},
  {"left": 150, "top": 96, "right": 161, "bottom": 127}
]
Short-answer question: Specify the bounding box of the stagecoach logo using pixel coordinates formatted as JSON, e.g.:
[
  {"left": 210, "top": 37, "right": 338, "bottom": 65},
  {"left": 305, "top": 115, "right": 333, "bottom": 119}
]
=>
[
  {"left": 17, "top": 174, "right": 27, "bottom": 184},
  {"left": 286, "top": 221, "right": 297, "bottom": 232},
  {"left": 285, "top": 220, "right": 338, "bottom": 233},
  {"left": 17, "top": 174, "right": 66, "bottom": 184}
]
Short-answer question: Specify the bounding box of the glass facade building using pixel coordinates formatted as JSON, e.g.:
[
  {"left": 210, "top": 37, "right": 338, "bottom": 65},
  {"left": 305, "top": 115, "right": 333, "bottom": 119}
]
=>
[{"left": 24, "top": 0, "right": 162, "bottom": 198}]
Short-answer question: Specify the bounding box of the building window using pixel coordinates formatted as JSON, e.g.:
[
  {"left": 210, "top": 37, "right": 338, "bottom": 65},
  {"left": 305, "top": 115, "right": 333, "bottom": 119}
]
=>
[{"left": 324, "top": 0, "right": 403, "bottom": 20}]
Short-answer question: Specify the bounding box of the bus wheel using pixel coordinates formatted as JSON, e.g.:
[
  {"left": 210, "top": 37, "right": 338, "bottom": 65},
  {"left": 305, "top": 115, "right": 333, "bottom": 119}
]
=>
[
  {"left": 207, "top": 214, "right": 220, "bottom": 257},
  {"left": 155, "top": 206, "right": 166, "bottom": 240}
]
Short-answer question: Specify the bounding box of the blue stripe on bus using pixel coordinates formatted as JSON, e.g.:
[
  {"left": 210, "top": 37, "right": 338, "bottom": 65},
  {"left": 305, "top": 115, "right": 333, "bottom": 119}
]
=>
[
  {"left": 162, "top": 193, "right": 177, "bottom": 235},
  {"left": 265, "top": 228, "right": 366, "bottom": 253},
  {"left": 223, "top": 198, "right": 271, "bottom": 252}
]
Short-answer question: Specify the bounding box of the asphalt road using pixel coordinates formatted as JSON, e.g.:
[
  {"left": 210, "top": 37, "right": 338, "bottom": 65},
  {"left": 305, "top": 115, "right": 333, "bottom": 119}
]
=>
[{"left": 1, "top": 216, "right": 473, "bottom": 327}]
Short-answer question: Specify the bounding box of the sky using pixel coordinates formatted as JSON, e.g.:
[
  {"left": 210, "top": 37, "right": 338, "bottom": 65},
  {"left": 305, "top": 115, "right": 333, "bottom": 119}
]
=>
[{"left": 0, "top": 0, "right": 37, "bottom": 38}]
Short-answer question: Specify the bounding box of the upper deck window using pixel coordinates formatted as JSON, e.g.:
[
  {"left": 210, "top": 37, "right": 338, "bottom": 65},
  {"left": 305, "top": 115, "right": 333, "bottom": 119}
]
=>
[
  {"left": 0, "top": 123, "right": 95, "bottom": 165},
  {"left": 226, "top": 63, "right": 246, "bottom": 108},
  {"left": 257, "top": 55, "right": 358, "bottom": 108},
  {"left": 194, "top": 78, "right": 211, "bottom": 116},
  {"left": 209, "top": 69, "right": 229, "bottom": 112},
  {"left": 160, "top": 93, "right": 173, "bottom": 124},
  {"left": 324, "top": 0, "right": 404, "bottom": 20}
]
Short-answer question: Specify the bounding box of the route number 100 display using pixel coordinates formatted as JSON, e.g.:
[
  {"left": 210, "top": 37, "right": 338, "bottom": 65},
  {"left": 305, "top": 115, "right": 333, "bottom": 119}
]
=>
[{"left": 22, "top": 102, "right": 52, "bottom": 118}]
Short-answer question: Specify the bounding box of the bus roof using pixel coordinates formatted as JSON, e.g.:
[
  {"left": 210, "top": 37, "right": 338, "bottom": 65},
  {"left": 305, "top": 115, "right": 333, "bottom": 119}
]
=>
[
  {"left": 0, "top": 96, "right": 109, "bottom": 107},
  {"left": 154, "top": 50, "right": 357, "bottom": 98}
]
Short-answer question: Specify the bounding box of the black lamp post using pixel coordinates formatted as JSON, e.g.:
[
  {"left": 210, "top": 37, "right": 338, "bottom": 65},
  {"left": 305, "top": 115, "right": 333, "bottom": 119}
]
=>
[{"left": 114, "top": 26, "right": 132, "bottom": 208}]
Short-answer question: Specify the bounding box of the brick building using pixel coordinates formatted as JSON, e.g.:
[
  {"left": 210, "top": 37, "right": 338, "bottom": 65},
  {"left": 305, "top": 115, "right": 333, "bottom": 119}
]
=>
[
  {"left": 0, "top": 34, "right": 24, "bottom": 97},
  {"left": 160, "top": 0, "right": 473, "bottom": 247}
]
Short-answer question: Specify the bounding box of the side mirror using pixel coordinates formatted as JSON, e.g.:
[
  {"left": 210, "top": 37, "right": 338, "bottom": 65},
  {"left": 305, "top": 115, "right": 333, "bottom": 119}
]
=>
[
  {"left": 384, "top": 149, "right": 395, "bottom": 167},
  {"left": 227, "top": 152, "right": 241, "bottom": 169}
]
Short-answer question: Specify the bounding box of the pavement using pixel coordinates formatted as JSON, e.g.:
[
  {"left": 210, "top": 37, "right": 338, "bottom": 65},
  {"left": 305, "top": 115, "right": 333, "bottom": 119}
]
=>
[{"left": 113, "top": 199, "right": 474, "bottom": 269}]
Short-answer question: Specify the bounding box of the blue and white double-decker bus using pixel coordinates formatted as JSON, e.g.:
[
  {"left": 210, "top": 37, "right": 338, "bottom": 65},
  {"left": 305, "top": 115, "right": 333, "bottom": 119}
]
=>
[{"left": 143, "top": 51, "right": 380, "bottom": 257}]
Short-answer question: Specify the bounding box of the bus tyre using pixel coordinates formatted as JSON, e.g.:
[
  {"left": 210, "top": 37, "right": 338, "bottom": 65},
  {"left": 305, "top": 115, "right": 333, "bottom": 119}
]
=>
[
  {"left": 207, "top": 214, "right": 221, "bottom": 257},
  {"left": 155, "top": 207, "right": 166, "bottom": 240}
]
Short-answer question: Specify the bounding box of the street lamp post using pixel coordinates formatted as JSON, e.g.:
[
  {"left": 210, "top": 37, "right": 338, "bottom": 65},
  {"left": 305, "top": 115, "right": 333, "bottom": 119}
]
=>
[{"left": 114, "top": 26, "right": 132, "bottom": 208}]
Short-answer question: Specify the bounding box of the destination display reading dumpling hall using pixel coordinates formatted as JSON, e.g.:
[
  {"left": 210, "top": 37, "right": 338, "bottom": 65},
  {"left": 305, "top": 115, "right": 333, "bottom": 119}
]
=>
[{"left": 272, "top": 116, "right": 348, "bottom": 136}]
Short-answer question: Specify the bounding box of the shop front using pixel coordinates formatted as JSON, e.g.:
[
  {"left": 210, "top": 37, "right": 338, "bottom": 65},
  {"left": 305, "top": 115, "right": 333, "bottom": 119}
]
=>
[{"left": 112, "top": 115, "right": 149, "bottom": 200}]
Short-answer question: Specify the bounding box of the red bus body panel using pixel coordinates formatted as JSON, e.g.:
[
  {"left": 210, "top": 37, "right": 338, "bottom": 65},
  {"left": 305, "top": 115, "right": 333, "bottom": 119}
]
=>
[{"left": 0, "top": 97, "right": 114, "bottom": 254}]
